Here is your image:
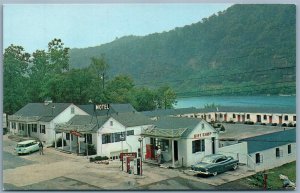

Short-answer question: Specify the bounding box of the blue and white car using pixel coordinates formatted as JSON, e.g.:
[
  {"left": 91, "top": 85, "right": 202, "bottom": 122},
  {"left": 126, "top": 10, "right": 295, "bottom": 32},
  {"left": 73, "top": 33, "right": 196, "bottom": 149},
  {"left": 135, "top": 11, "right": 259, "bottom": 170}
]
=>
[{"left": 15, "top": 140, "right": 40, "bottom": 155}]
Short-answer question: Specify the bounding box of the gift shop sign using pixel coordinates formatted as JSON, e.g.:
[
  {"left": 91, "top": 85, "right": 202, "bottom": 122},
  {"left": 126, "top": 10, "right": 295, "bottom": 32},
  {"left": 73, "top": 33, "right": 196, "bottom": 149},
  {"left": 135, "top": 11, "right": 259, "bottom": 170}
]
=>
[{"left": 194, "top": 132, "right": 212, "bottom": 139}]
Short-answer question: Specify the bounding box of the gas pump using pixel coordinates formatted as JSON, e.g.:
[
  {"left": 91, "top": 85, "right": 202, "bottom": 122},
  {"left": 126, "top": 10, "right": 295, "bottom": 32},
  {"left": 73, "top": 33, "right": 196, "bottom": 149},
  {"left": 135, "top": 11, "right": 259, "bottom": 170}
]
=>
[{"left": 133, "top": 158, "right": 141, "bottom": 175}]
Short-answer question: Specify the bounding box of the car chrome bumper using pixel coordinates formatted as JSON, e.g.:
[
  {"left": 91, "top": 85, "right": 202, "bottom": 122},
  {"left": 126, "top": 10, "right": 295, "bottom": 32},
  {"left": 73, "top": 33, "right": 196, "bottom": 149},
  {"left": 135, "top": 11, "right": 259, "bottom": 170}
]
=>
[{"left": 189, "top": 170, "right": 210, "bottom": 175}]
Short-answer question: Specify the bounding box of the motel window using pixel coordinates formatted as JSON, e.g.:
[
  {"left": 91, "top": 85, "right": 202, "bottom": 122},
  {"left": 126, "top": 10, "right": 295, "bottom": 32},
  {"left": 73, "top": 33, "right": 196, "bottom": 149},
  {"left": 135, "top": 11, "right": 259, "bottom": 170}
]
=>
[
  {"left": 288, "top": 144, "right": 292, "bottom": 154},
  {"left": 263, "top": 115, "right": 267, "bottom": 120},
  {"left": 158, "top": 139, "right": 169, "bottom": 151},
  {"left": 102, "top": 134, "right": 112, "bottom": 144},
  {"left": 127, "top": 130, "right": 134, "bottom": 136},
  {"left": 233, "top": 114, "right": 236, "bottom": 118},
  {"left": 71, "top": 107, "right": 75, "bottom": 114},
  {"left": 31, "top": 124, "right": 37, "bottom": 133},
  {"left": 208, "top": 115, "right": 211, "bottom": 119},
  {"left": 192, "top": 139, "right": 205, "bottom": 153},
  {"left": 293, "top": 116, "right": 296, "bottom": 121},
  {"left": 276, "top": 148, "right": 283, "bottom": 158},
  {"left": 40, "top": 125, "right": 46, "bottom": 134},
  {"left": 255, "top": 153, "right": 263, "bottom": 164},
  {"left": 66, "top": 133, "right": 70, "bottom": 140},
  {"left": 220, "top": 114, "right": 223, "bottom": 118},
  {"left": 284, "top": 115, "right": 288, "bottom": 121},
  {"left": 247, "top": 114, "right": 250, "bottom": 119},
  {"left": 85, "top": 134, "right": 93, "bottom": 144},
  {"left": 110, "top": 121, "right": 113, "bottom": 126}
]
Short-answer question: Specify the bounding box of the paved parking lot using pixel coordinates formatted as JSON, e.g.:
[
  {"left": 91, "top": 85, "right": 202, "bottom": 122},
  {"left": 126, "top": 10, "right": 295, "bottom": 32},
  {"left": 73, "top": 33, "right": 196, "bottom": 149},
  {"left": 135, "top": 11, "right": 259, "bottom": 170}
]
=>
[{"left": 2, "top": 135, "right": 256, "bottom": 190}]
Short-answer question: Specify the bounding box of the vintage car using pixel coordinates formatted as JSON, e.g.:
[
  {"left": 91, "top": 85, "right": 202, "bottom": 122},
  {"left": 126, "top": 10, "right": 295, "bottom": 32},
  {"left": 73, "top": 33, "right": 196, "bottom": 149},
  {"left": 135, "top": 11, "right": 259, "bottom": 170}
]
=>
[
  {"left": 190, "top": 154, "right": 239, "bottom": 176},
  {"left": 15, "top": 140, "right": 40, "bottom": 155}
]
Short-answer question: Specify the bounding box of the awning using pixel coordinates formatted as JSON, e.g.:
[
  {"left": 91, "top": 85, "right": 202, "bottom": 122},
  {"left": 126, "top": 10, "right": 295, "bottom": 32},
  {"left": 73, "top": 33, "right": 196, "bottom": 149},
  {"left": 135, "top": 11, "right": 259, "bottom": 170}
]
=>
[{"left": 141, "top": 126, "right": 187, "bottom": 139}]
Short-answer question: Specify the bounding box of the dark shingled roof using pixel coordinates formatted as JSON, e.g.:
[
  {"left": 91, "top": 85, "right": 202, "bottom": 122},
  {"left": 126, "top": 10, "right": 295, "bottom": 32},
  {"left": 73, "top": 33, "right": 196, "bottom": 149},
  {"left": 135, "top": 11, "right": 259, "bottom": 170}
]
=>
[
  {"left": 57, "top": 112, "right": 153, "bottom": 133},
  {"left": 14, "top": 103, "right": 72, "bottom": 121},
  {"left": 242, "top": 128, "right": 296, "bottom": 154},
  {"left": 78, "top": 103, "right": 137, "bottom": 116},
  {"left": 152, "top": 117, "right": 213, "bottom": 138}
]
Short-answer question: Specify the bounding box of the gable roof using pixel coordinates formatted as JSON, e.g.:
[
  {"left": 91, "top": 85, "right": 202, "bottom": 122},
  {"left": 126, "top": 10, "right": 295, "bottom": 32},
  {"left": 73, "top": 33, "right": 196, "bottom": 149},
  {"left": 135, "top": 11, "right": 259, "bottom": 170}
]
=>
[
  {"left": 242, "top": 128, "right": 296, "bottom": 154},
  {"left": 203, "top": 106, "right": 296, "bottom": 114},
  {"left": 142, "top": 117, "right": 212, "bottom": 138},
  {"left": 110, "top": 112, "right": 153, "bottom": 127},
  {"left": 13, "top": 103, "right": 72, "bottom": 122},
  {"left": 78, "top": 103, "right": 137, "bottom": 116}
]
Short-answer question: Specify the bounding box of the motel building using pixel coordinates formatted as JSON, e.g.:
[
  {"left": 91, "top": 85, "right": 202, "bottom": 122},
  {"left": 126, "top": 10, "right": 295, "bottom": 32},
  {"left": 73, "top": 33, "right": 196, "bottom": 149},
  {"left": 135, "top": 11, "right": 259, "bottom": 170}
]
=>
[
  {"left": 54, "top": 111, "right": 153, "bottom": 159},
  {"left": 141, "top": 117, "right": 219, "bottom": 168},
  {"left": 7, "top": 101, "right": 88, "bottom": 145},
  {"left": 217, "top": 124, "right": 296, "bottom": 172},
  {"left": 177, "top": 106, "right": 296, "bottom": 126}
]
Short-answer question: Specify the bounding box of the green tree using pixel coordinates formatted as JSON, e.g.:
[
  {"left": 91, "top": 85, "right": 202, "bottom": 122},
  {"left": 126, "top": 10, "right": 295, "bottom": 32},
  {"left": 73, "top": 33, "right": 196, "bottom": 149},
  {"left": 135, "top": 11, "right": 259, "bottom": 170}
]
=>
[
  {"left": 132, "top": 87, "right": 157, "bottom": 111},
  {"left": 156, "top": 85, "right": 177, "bottom": 109},
  {"left": 106, "top": 75, "right": 134, "bottom": 103},
  {"left": 4, "top": 45, "right": 31, "bottom": 114},
  {"left": 48, "top": 38, "right": 70, "bottom": 73}
]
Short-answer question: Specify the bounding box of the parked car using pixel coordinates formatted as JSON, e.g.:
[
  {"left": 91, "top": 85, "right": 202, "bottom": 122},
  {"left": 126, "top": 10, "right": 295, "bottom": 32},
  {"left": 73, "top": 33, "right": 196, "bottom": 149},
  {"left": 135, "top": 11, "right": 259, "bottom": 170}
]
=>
[
  {"left": 190, "top": 154, "right": 238, "bottom": 176},
  {"left": 15, "top": 140, "right": 40, "bottom": 155}
]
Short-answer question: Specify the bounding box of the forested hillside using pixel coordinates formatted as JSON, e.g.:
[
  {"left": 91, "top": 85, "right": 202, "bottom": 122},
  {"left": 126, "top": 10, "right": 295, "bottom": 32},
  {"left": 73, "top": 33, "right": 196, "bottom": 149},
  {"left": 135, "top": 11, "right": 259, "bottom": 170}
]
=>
[{"left": 69, "top": 4, "right": 296, "bottom": 96}]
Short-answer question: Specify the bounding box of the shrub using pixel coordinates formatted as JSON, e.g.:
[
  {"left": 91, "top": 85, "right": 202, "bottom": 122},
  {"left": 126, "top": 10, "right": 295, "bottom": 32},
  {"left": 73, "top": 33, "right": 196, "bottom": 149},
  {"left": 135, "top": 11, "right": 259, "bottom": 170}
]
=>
[
  {"left": 90, "top": 156, "right": 109, "bottom": 162},
  {"left": 261, "top": 123, "right": 266, "bottom": 126},
  {"left": 52, "top": 137, "right": 67, "bottom": 147},
  {"left": 85, "top": 144, "right": 97, "bottom": 155},
  {"left": 282, "top": 123, "right": 287, "bottom": 127},
  {"left": 294, "top": 124, "right": 296, "bottom": 127},
  {"left": 271, "top": 123, "right": 277, "bottom": 126},
  {"left": 244, "top": 121, "right": 254, "bottom": 125},
  {"left": 288, "top": 123, "right": 294, "bottom": 127}
]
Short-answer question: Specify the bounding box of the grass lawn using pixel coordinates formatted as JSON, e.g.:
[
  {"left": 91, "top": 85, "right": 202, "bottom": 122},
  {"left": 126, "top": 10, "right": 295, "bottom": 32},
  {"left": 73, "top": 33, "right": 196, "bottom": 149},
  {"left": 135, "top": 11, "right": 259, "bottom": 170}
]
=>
[{"left": 242, "top": 161, "right": 296, "bottom": 190}]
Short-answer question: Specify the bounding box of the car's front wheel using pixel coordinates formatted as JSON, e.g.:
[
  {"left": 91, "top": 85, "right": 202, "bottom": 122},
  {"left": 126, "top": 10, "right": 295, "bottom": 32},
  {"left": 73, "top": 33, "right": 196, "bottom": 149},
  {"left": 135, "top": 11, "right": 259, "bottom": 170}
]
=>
[{"left": 232, "top": 163, "right": 238, "bottom": 170}]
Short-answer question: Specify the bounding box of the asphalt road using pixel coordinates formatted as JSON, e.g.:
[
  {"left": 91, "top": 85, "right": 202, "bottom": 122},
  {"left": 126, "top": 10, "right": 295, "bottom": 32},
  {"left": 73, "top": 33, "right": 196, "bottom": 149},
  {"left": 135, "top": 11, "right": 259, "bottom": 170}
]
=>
[{"left": 2, "top": 151, "right": 36, "bottom": 170}]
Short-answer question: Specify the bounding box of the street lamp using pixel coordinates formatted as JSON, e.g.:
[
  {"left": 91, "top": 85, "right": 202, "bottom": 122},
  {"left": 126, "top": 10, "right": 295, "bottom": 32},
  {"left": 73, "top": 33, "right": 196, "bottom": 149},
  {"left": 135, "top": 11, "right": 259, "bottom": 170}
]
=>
[
  {"left": 120, "top": 134, "right": 125, "bottom": 171},
  {"left": 138, "top": 137, "right": 143, "bottom": 176}
]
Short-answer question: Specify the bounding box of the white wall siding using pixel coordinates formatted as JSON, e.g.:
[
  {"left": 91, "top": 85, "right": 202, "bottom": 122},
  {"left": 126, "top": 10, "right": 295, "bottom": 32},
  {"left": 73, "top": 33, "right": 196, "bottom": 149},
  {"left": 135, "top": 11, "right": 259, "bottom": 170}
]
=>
[
  {"left": 250, "top": 143, "right": 296, "bottom": 172},
  {"left": 217, "top": 142, "right": 248, "bottom": 164}
]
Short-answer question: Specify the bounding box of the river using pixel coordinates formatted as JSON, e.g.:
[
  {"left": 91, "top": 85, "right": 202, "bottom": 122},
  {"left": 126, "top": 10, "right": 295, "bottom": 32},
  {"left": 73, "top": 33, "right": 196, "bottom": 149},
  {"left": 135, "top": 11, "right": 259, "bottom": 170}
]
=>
[{"left": 175, "top": 95, "right": 296, "bottom": 109}]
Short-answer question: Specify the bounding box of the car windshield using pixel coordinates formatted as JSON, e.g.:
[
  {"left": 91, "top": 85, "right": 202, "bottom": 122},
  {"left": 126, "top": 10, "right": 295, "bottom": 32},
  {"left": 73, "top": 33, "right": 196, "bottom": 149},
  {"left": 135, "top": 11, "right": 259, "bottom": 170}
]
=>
[
  {"left": 201, "top": 156, "right": 215, "bottom": 163},
  {"left": 17, "top": 144, "right": 26, "bottom": 148}
]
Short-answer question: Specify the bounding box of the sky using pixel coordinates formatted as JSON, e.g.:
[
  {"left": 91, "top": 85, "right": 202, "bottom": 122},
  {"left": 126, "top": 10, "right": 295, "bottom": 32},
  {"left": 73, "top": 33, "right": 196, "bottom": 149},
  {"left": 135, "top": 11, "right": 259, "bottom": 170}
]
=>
[{"left": 4, "top": 4, "right": 232, "bottom": 53}]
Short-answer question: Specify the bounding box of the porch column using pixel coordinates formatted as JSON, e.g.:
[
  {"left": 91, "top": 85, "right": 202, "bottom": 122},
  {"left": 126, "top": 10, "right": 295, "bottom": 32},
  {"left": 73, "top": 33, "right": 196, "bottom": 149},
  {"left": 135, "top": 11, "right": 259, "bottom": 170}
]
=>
[
  {"left": 54, "top": 131, "right": 57, "bottom": 149},
  {"left": 61, "top": 132, "right": 64, "bottom": 150},
  {"left": 27, "top": 124, "right": 29, "bottom": 137},
  {"left": 171, "top": 139, "right": 175, "bottom": 168},
  {"left": 69, "top": 133, "right": 72, "bottom": 152},
  {"left": 78, "top": 136, "right": 81, "bottom": 154}
]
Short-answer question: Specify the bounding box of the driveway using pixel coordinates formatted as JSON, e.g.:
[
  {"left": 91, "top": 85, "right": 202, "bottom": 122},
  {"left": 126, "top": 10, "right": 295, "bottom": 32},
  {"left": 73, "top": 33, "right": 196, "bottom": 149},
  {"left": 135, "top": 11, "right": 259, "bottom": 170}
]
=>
[{"left": 2, "top": 134, "right": 256, "bottom": 190}]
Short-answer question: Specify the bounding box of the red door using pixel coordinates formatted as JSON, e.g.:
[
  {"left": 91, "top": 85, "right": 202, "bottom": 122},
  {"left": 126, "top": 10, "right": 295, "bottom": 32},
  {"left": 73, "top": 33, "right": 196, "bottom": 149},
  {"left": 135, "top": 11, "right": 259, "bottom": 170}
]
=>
[
  {"left": 238, "top": 115, "right": 241, "bottom": 122},
  {"left": 269, "top": 116, "right": 272, "bottom": 124},
  {"left": 224, "top": 114, "right": 227, "bottom": 122},
  {"left": 279, "top": 116, "right": 282, "bottom": 124}
]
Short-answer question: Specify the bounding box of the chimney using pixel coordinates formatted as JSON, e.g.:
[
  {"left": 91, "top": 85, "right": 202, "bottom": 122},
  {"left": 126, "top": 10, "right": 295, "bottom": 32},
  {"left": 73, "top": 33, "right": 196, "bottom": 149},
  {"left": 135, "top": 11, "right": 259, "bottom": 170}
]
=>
[{"left": 44, "top": 99, "right": 53, "bottom": 106}]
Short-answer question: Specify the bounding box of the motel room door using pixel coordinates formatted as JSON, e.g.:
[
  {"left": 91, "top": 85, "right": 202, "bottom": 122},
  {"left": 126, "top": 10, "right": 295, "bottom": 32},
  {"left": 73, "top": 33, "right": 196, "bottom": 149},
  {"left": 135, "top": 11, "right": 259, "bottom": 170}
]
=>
[
  {"left": 269, "top": 116, "right": 272, "bottom": 124},
  {"left": 174, "top": 141, "right": 178, "bottom": 161},
  {"left": 211, "top": 137, "right": 215, "bottom": 154}
]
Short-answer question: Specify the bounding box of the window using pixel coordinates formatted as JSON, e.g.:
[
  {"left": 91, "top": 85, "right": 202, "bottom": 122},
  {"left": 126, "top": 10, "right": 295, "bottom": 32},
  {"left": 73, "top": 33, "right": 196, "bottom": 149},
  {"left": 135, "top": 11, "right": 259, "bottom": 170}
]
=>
[
  {"left": 293, "top": 116, "right": 296, "bottom": 121},
  {"left": 85, "top": 134, "right": 93, "bottom": 144},
  {"left": 192, "top": 139, "right": 205, "bottom": 153},
  {"left": 215, "top": 157, "right": 227, "bottom": 163},
  {"left": 110, "top": 121, "right": 113, "bottom": 126},
  {"left": 255, "top": 153, "right": 263, "bottom": 163},
  {"left": 288, "top": 144, "right": 291, "bottom": 154},
  {"left": 40, "top": 125, "right": 46, "bottom": 134},
  {"left": 71, "top": 107, "right": 75, "bottom": 114},
  {"left": 201, "top": 123, "right": 204, "bottom": 129},
  {"left": 208, "top": 115, "right": 211, "bottom": 119},
  {"left": 158, "top": 139, "right": 169, "bottom": 151},
  {"left": 11, "top": 122, "right": 16, "bottom": 129},
  {"left": 30, "top": 124, "right": 37, "bottom": 133},
  {"left": 247, "top": 114, "right": 250, "bottom": 119},
  {"left": 220, "top": 114, "right": 223, "bottom": 118},
  {"left": 284, "top": 115, "right": 288, "bottom": 121},
  {"left": 263, "top": 115, "right": 267, "bottom": 120},
  {"left": 102, "top": 134, "right": 111, "bottom": 144},
  {"left": 66, "top": 133, "right": 70, "bottom": 140},
  {"left": 233, "top": 114, "right": 236, "bottom": 118},
  {"left": 276, "top": 148, "right": 283, "bottom": 158},
  {"left": 127, "top": 130, "right": 134, "bottom": 136}
]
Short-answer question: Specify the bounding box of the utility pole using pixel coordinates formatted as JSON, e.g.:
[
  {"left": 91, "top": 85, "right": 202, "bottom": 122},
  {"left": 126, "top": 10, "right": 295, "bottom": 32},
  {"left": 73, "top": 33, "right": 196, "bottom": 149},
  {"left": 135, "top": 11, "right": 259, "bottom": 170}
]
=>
[{"left": 102, "top": 73, "right": 105, "bottom": 90}]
